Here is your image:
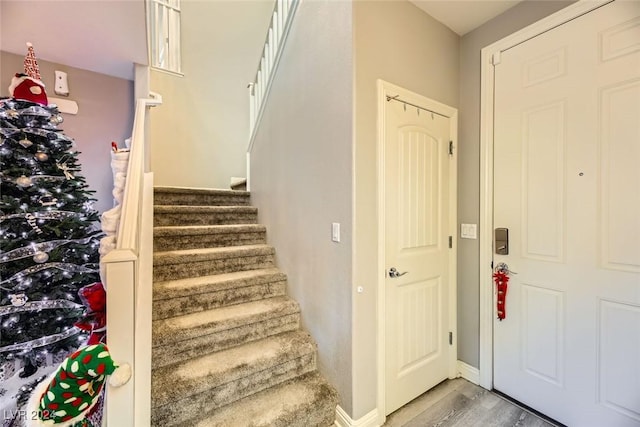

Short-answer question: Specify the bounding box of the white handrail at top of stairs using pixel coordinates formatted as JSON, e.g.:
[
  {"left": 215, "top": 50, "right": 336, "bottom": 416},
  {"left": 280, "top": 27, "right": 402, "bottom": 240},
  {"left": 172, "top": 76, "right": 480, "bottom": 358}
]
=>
[
  {"left": 101, "top": 92, "right": 162, "bottom": 427},
  {"left": 247, "top": 0, "right": 299, "bottom": 151}
]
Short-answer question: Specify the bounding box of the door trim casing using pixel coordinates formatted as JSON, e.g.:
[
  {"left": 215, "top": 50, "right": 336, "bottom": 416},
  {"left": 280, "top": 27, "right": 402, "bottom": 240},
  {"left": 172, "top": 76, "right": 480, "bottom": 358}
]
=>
[
  {"left": 478, "top": 0, "right": 613, "bottom": 390},
  {"left": 376, "top": 79, "right": 458, "bottom": 424}
]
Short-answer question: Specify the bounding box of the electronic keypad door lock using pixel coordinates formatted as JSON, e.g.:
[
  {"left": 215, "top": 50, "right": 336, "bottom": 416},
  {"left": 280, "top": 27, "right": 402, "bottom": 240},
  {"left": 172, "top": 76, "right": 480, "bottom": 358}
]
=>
[{"left": 495, "top": 228, "right": 509, "bottom": 255}]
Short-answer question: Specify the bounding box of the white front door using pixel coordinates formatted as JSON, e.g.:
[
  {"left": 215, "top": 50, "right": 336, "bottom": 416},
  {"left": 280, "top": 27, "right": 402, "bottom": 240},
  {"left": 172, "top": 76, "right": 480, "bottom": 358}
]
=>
[
  {"left": 493, "top": 1, "right": 640, "bottom": 426},
  {"left": 381, "top": 82, "right": 456, "bottom": 415}
]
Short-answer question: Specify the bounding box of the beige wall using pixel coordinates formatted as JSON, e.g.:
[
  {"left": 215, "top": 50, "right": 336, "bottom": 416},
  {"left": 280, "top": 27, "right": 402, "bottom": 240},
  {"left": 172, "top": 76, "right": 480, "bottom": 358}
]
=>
[
  {"left": 149, "top": 0, "right": 273, "bottom": 189},
  {"left": 353, "top": 0, "right": 459, "bottom": 419},
  {"left": 1, "top": 51, "right": 134, "bottom": 214},
  {"left": 456, "top": 0, "right": 575, "bottom": 368},
  {"left": 249, "top": 0, "right": 354, "bottom": 416}
]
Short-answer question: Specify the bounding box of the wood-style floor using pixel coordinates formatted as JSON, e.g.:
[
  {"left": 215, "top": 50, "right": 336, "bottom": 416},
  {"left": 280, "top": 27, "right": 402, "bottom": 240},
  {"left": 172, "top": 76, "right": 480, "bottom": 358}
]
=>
[{"left": 383, "top": 378, "right": 558, "bottom": 427}]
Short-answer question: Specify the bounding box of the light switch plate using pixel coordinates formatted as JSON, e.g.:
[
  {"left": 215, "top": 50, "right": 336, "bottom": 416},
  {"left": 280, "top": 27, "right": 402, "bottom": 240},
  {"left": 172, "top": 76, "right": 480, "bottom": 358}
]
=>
[
  {"left": 461, "top": 223, "right": 477, "bottom": 239},
  {"left": 332, "top": 223, "right": 340, "bottom": 242}
]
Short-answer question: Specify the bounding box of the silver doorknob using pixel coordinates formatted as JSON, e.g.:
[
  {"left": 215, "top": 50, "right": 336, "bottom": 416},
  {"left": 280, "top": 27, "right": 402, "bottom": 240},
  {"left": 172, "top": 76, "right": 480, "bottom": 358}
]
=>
[{"left": 388, "top": 267, "right": 408, "bottom": 278}]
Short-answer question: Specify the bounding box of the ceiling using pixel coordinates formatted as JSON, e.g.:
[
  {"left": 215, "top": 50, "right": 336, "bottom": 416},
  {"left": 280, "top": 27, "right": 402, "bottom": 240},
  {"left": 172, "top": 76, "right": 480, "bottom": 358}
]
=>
[{"left": 408, "top": 0, "right": 524, "bottom": 35}]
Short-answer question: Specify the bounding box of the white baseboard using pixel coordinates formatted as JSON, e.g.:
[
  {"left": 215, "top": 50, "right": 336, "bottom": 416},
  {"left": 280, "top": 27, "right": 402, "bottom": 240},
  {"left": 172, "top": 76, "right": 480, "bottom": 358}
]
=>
[
  {"left": 335, "top": 406, "right": 380, "bottom": 427},
  {"left": 457, "top": 360, "right": 480, "bottom": 385}
]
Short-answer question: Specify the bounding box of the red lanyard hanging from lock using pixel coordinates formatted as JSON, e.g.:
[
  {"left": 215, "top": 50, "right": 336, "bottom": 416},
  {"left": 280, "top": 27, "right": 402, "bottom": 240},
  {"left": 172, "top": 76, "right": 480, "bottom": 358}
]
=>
[{"left": 493, "top": 262, "right": 516, "bottom": 320}]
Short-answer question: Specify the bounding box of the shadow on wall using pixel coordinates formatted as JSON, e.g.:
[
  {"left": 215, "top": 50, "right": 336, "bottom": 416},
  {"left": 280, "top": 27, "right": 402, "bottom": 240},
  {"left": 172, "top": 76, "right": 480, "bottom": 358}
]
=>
[{"left": 0, "top": 51, "right": 135, "bottom": 214}]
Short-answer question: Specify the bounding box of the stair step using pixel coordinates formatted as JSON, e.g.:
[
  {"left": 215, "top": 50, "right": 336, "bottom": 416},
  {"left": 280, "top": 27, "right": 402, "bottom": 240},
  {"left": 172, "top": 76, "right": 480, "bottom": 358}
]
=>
[
  {"left": 154, "top": 186, "right": 250, "bottom": 206},
  {"left": 151, "top": 331, "right": 317, "bottom": 426},
  {"left": 192, "top": 371, "right": 338, "bottom": 427},
  {"left": 154, "top": 268, "right": 287, "bottom": 320},
  {"left": 154, "top": 205, "right": 258, "bottom": 226},
  {"left": 153, "top": 244, "right": 275, "bottom": 281},
  {"left": 154, "top": 224, "right": 267, "bottom": 251},
  {"left": 152, "top": 296, "right": 300, "bottom": 368}
]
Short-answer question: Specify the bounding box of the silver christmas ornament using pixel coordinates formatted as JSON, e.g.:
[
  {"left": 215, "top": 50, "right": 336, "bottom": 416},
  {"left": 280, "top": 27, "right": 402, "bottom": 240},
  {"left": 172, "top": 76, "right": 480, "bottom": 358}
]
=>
[
  {"left": 50, "top": 114, "right": 63, "bottom": 125},
  {"left": 9, "top": 294, "right": 28, "bottom": 307},
  {"left": 33, "top": 251, "right": 49, "bottom": 264}
]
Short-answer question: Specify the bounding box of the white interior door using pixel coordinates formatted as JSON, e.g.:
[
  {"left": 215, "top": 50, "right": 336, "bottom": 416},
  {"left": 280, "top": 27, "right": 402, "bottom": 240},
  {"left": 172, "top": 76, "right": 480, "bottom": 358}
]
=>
[
  {"left": 383, "top": 83, "right": 455, "bottom": 415},
  {"left": 493, "top": 2, "right": 640, "bottom": 426}
]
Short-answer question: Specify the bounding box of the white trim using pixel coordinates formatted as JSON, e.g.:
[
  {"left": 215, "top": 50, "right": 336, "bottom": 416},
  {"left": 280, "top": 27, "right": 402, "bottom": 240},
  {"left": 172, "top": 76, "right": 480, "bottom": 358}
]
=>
[
  {"left": 457, "top": 360, "right": 480, "bottom": 385},
  {"left": 335, "top": 406, "right": 380, "bottom": 427},
  {"left": 478, "top": 0, "right": 613, "bottom": 390},
  {"left": 376, "top": 80, "right": 458, "bottom": 421},
  {"left": 247, "top": 0, "right": 300, "bottom": 152}
]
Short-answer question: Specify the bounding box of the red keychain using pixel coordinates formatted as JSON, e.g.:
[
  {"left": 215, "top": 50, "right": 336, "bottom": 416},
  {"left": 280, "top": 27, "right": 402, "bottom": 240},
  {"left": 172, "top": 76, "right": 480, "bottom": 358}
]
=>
[{"left": 493, "top": 270, "right": 509, "bottom": 320}]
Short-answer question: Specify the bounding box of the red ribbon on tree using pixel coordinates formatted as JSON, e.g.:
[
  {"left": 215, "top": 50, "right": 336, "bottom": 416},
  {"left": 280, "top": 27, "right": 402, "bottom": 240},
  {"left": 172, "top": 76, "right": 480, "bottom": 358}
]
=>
[{"left": 493, "top": 271, "right": 509, "bottom": 320}]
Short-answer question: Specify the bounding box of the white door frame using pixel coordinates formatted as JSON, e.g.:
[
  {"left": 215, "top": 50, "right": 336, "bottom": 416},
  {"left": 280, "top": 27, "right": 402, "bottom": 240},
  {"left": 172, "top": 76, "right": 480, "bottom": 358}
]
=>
[
  {"left": 478, "top": 0, "right": 613, "bottom": 390},
  {"left": 376, "top": 79, "right": 458, "bottom": 423}
]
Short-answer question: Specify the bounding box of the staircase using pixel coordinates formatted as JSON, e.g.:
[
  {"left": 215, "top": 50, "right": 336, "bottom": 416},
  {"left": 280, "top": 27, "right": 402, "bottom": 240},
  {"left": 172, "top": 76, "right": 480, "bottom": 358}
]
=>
[{"left": 150, "top": 187, "right": 338, "bottom": 427}]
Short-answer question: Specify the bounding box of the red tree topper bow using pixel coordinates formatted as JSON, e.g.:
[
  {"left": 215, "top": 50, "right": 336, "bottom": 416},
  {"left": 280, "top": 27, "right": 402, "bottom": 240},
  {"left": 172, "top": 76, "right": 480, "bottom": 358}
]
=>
[{"left": 493, "top": 271, "right": 509, "bottom": 320}]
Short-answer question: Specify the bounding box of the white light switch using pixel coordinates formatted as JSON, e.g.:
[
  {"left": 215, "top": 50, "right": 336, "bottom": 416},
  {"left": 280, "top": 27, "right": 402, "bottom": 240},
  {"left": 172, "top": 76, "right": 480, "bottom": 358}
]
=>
[
  {"left": 332, "top": 223, "right": 341, "bottom": 242},
  {"left": 461, "top": 223, "right": 477, "bottom": 239}
]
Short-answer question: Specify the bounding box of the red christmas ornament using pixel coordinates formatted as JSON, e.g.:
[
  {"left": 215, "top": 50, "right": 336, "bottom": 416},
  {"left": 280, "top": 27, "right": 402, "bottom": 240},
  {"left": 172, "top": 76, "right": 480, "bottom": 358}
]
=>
[{"left": 493, "top": 271, "right": 509, "bottom": 320}]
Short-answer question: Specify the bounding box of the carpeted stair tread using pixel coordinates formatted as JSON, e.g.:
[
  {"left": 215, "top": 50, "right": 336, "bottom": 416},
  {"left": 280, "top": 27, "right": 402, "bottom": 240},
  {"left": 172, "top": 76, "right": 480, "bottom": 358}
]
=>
[
  {"left": 153, "top": 224, "right": 267, "bottom": 250},
  {"left": 192, "top": 371, "right": 338, "bottom": 427},
  {"left": 153, "top": 268, "right": 287, "bottom": 319},
  {"left": 153, "top": 244, "right": 276, "bottom": 281},
  {"left": 154, "top": 244, "right": 274, "bottom": 264},
  {"left": 154, "top": 224, "right": 266, "bottom": 236},
  {"left": 155, "top": 268, "right": 285, "bottom": 299},
  {"left": 152, "top": 330, "right": 316, "bottom": 408},
  {"left": 154, "top": 186, "right": 250, "bottom": 206},
  {"left": 153, "top": 296, "right": 300, "bottom": 347},
  {"left": 154, "top": 205, "right": 258, "bottom": 226}
]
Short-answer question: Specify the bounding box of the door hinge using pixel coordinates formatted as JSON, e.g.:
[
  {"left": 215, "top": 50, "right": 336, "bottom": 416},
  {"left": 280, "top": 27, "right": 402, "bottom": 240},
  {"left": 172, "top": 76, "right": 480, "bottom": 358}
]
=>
[
  {"left": 448, "top": 141, "right": 454, "bottom": 156},
  {"left": 449, "top": 332, "right": 453, "bottom": 346},
  {"left": 448, "top": 236, "right": 453, "bottom": 248},
  {"left": 492, "top": 51, "right": 502, "bottom": 66}
]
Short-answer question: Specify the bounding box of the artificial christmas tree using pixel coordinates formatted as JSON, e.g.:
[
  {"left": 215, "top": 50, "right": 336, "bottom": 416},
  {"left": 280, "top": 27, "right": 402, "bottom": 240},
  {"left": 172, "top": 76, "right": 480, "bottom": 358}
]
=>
[{"left": 0, "top": 44, "right": 102, "bottom": 421}]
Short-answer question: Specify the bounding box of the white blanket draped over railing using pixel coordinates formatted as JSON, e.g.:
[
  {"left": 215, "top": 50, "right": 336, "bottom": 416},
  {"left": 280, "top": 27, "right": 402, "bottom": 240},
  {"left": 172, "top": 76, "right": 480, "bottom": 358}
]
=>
[{"left": 101, "top": 93, "right": 161, "bottom": 427}]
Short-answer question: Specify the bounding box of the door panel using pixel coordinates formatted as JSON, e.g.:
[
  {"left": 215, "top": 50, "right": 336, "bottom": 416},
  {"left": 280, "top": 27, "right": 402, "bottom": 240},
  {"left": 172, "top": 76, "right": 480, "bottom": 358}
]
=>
[
  {"left": 384, "top": 91, "right": 452, "bottom": 415},
  {"left": 493, "top": 1, "right": 640, "bottom": 426}
]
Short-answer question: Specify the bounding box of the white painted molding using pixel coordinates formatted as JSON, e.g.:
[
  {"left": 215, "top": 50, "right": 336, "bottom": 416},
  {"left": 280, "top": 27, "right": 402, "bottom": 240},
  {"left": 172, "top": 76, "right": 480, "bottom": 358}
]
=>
[
  {"left": 457, "top": 360, "right": 480, "bottom": 385},
  {"left": 478, "top": 0, "right": 612, "bottom": 390},
  {"left": 335, "top": 406, "right": 380, "bottom": 427}
]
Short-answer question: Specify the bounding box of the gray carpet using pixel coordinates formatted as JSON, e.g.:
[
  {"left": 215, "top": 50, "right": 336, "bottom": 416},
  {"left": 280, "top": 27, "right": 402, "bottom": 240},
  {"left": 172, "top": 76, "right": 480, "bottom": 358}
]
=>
[{"left": 151, "top": 187, "right": 338, "bottom": 426}]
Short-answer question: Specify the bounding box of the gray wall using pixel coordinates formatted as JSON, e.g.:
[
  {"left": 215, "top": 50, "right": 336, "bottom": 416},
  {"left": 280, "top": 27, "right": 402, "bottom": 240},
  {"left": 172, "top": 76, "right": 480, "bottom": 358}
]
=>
[
  {"left": 353, "top": 0, "right": 459, "bottom": 419},
  {"left": 249, "top": 0, "right": 354, "bottom": 416},
  {"left": 456, "top": 0, "right": 575, "bottom": 368},
  {"left": 1, "top": 51, "right": 134, "bottom": 214},
  {"left": 150, "top": 0, "right": 273, "bottom": 189}
]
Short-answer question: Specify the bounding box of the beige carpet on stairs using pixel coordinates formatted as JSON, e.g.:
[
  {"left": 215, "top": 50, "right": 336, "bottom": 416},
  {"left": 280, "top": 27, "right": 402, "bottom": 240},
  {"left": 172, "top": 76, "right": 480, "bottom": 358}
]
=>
[{"left": 151, "top": 187, "right": 338, "bottom": 427}]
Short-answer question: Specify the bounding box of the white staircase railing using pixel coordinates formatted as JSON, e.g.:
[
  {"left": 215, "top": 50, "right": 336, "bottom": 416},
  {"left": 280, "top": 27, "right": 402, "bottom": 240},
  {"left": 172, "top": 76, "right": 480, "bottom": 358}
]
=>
[
  {"left": 101, "top": 93, "right": 161, "bottom": 427},
  {"left": 247, "top": 0, "right": 299, "bottom": 144}
]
